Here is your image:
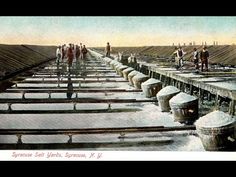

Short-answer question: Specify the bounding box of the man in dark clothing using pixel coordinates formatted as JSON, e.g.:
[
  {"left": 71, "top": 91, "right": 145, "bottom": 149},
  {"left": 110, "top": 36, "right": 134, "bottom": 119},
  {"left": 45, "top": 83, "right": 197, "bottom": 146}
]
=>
[
  {"left": 67, "top": 44, "right": 74, "bottom": 68},
  {"left": 200, "top": 46, "right": 209, "bottom": 72},
  {"left": 105, "top": 42, "right": 111, "bottom": 57},
  {"left": 81, "top": 45, "right": 88, "bottom": 59}
]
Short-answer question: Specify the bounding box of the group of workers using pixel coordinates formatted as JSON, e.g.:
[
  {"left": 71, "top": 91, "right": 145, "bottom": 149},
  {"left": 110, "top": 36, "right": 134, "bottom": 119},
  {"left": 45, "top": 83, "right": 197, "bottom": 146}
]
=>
[
  {"left": 56, "top": 43, "right": 88, "bottom": 67},
  {"left": 105, "top": 42, "right": 210, "bottom": 72},
  {"left": 56, "top": 42, "right": 210, "bottom": 73},
  {"left": 172, "top": 45, "right": 209, "bottom": 72}
]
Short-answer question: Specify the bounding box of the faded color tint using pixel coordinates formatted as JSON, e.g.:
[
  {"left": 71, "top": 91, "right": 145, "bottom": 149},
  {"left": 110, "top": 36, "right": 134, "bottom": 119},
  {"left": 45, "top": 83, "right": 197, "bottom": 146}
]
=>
[{"left": 0, "top": 16, "right": 236, "bottom": 46}]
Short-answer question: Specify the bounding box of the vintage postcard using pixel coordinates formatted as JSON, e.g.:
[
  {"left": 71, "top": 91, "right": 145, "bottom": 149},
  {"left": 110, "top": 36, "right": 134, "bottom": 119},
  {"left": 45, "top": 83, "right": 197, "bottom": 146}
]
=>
[{"left": 0, "top": 16, "right": 235, "bottom": 160}]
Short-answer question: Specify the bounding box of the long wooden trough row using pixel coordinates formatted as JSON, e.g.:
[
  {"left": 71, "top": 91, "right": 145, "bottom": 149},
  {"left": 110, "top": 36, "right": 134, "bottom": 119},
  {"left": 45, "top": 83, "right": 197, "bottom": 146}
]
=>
[
  {"left": 31, "top": 75, "right": 122, "bottom": 78},
  {"left": 145, "top": 65, "right": 236, "bottom": 114},
  {"left": 0, "top": 98, "right": 156, "bottom": 104},
  {"left": 92, "top": 49, "right": 236, "bottom": 115},
  {"left": 0, "top": 125, "right": 196, "bottom": 149},
  {"left": 13, "top": 80, "right": 128, "bottom": 84},
  {"left": 0, "top": 125, "right": 196, "bottom": 135},
  {"left": 4, "top": 88, "right": 142, "bottom": 93}
]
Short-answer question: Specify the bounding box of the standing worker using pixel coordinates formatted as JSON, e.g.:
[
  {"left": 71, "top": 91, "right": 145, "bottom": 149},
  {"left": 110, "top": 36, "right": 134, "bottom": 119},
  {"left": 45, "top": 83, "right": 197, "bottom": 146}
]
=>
[
  {"left": 75, "top": 45, "right": 80, "bottom": 61},
  {"left": 176, "top": 46, "right": 186, "bottom": 70},
  {"left": 192, "top": 48, "right": 199, "bottom": 70},
  {"left": 81, "top": 45, "right": 88, "bottom": 60},
  {"left": 56, "top": 45, "right": 62, "bottom": 64},
  {"left": 200, "top": 46, "right": 209, "bottom": 72},
  {"left": 67, "top": 44, "right": 74, "bottom": 69},
  {"left": 79, "top": 43, "right": 83, "bottom": 60},
  {"left": 105, "top": 42, "right": 111, "bottom": 57},
  {"left": 172, "top": 46, "right": 186, "bottom": 70},
  {"left": 61, "top": 44, "right": 66, "bottom": 62}
]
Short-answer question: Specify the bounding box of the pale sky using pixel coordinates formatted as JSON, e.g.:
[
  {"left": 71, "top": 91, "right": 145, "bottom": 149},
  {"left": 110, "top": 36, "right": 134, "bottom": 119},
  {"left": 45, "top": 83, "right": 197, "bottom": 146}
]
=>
[{"left": 1, "top": 16, "right": 236, "bottom": 47}]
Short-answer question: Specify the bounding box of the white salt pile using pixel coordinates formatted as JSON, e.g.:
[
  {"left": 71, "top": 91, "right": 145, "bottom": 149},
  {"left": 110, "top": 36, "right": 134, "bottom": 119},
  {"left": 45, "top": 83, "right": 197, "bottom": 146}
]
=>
[
  {"left": 169, "top": 92, "right": 197, "bottom": 105},
  {"left": 119, "top": 65, "right": 128, "bottom": 70},
  {"left": 156, "top": 86, "right": 180, "bottom": 97},
  {"left": 141, "top": 78, "right": 161, "bottom": 86},
  {"left": 195, "top": 110, "right": 236, "bottom": 128},
  {"left": 128, "top": 70, "right": 139, "bottom": 76},
  {"left": 123, "top": 67, "right": 134, "bottom": 72},
  {"left": 133, "top": 73, "right": 148, "bottom": 80}
]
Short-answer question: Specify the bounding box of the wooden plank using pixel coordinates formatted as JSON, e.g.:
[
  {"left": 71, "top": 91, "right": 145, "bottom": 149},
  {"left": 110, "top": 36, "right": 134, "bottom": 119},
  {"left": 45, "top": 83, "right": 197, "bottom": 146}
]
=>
[
  {"left": 4, "top": 89, "right": 142, "bottom": 93},
  {"left": 31, "top": 75, "right": 121, "bottom": 78},
  {"left": 0, "top": 98, "right": 156, "bottom": 103},
  {"left": 7, "top": 86, "right": 119, "bottom": 89},
  {"left": 0, "top": 108, "right": 141, "bottom": 114},
  {"left": 13, "top": 80, "right": 128, "bottom": 84},
  {"left": 0, "top": 125, "right": 195, "bottom": 135}
]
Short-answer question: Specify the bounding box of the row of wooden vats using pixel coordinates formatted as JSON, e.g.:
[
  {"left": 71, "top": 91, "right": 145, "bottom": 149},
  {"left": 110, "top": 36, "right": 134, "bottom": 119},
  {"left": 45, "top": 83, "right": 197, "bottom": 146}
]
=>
[{"left": 96, "top": 52, "right": 236, "bottom": 151}]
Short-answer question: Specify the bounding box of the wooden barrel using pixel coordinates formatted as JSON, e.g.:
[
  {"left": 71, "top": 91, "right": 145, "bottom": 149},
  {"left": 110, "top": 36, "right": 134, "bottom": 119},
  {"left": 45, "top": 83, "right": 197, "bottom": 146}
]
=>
[
  {"left": 110, "top": 60, "right": 119, "bottom": 69},
  {"left": 156, "top": 86, "right": 180, "bottom": 112},
  {"left": 117, "top": 65, "right": 129, "bottom": 77},
  {"left": 169, "top": 92, "right": 198, "bottom": 124},
  {"left": 114, "top": 63, "right": 123, "bottom": 72},
  {"left": 132, "top": 74, "right": 149, "bottom": 89},
  {"left": 195, "top": 110, "right": 236, "bottom": 151},
  {"left": 128, "top": 71, "right": 140, "bottom": 86},
  {"left": 141, "top": 78, "right": 162, "bottom": 98},
  {"left": 123, "top": 67, "right": 134, "bottom": 80},
  {"left": 104, "top": 57, "right": 112, "bottom": 65}
]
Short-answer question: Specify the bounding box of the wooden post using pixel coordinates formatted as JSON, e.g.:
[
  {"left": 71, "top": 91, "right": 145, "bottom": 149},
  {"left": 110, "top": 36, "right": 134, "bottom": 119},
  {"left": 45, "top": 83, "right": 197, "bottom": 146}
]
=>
[
  {"left": 151, "top": 71, "right": 155, "bottom": 78},
  {"left": 207, "top": 92, "right": 211, "bottom": 101},
  {"left": 173, "top": 79, "right": 176, "bottom": 87},
  {"left": 180, "top": 82, "right": 184, "bottom": 92},
  {"left": 163, "top": 76, "right": 167, "bottom": 87},
  {"left": 67, "top": 134, "right": 73, "bottom": 144},
  {"left": 199, "top": 88, "right": 204, "bottom": 104},
  {"left": 22, "top": 92, "right": 25, "bottom": 99},
  {"left": 48, "top": 92, "right": 51, "bottom": 99},
  {"left": 229, "top": 100, "right": 235, "bottom": 115},
  {"left": 190, "top": 85, "right": 193, "bottom": 95},
  {"left": 8, "top": 103, "right": 12, "bottom": 112},
  {"left": 170, "top": 78, "right": 173, "bottom": 86},
  {"left": 17, "top": 134, "right": 22, "bottom": 144},
  {"left": 159, "top": 74, "right": 162, "bottom": 82},
  {"left": 214, "top": 94, "right": 220, "bottom": 110},
  {"left": 107, "top": 103, "right": 111, "bottom": 111},
  {"left": 148, "top": 70, "right": 152, "bottom": 78},
  {"left": 166, "top": 77, "right": 170, "bottom": 85}
]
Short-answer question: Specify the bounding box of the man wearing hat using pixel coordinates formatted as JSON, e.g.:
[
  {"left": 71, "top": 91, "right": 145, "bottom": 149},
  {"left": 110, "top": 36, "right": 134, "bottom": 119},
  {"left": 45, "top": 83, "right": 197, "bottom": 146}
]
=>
[{"left": 200, "top": 46, "right": 209, "bottom": 72}]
